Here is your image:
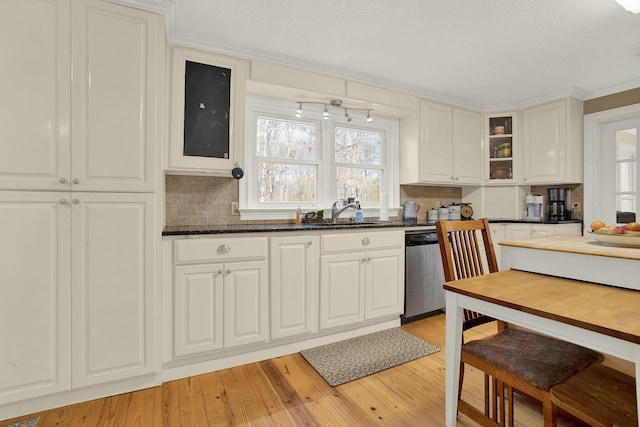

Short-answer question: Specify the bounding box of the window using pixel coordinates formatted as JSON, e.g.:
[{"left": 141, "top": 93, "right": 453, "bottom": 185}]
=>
[
  {"left": 584, "top": 105, "right": 640, "bottom": 226},
  {"left": 255, "top": 117, "right": 318, "bottom": 204},
  {"left": 242, "top": 95, "right": 399, "bottom": 220},
  {"left": 614, "top": 127, "right": 637, "bottom": 214}
]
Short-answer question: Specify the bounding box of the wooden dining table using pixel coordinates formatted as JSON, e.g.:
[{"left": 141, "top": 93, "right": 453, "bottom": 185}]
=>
[{"left": 443, "top": 268, "right": 640, "bottom": 427}]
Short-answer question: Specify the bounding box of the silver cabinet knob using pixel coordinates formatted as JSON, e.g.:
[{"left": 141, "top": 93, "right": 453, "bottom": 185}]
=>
[
  {"left": 59, "top": 178, "right": 67, "bottom": 184},
  {"left": 72, "top": 178, "right": 80, "bottom": 184},
  {"left": 307, "top": 241, "right": 313, "bottom": 246},
  {"left": 362, "top": 237, "right": 370, "bottom": 246},
  {"left": 226, "top": 269, "right": 231, "bottom": 274},
  {"left": 367, "top": 257, "right": 372, "bottom": 262},
  {"left": 216, "top": 270, "right": 223, "bottom": 275},
  {"left": 217, "top": 244, "right": 231, "bottom": 254},
  {"left": 72, "top": 199, "right": 79, "bottom": 204},
  {"left": 60, "top": 199, "right": 68, "bottom": 205}
]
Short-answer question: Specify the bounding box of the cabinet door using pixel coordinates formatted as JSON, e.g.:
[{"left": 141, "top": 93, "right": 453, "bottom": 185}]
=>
[
  {"left": 70, "top": 0, "right": 161, "bottom": 192},
  {"left": 453, "top": 109, "right": 482, "bottom": 185},
  {"left": 168, "top": 47, "right": 248, "bottom": 174},
  {"left": 485, "top": 114, "right": 518, "bottom": 185},
  {"left": 0, "top": 192, "right": 71, "bottom": 404},
  {"left": 270, "top": 235, "right": 319, "bottom": 339},
  {"left": 554, "top": 223, "right": 582, "bottom": 236},
  {"left": 223, "top": 260, "right": 268, "bottom": 348},
  {"left": 319, "top": 253, "right": 365, "bottom": 329},
  {"left": 0, "top": 0, "right": 71, "bottom": 191},
  {"left": 71, "top": 193, "right": 156, "bottom": 387},
  {"left": 364, "top": 249, "right": 403, "bottom": 320},
  {"left": 530, "top": 225, "right": 553, "bottom": 238},
  {"left": 419, "top": 101, "right": 453, "bottom": 183},
  {"left": 173, "top": 264, "right": 224, "bottom": 357},
  {"left": 505, "top": 224, "right": 531, "bottom": 241},
  {"left": 488, "top": 223, "right": 506, "bottom": 270},
  {"left": 523, "top": 99, "right": 566, "bottom": 184}
]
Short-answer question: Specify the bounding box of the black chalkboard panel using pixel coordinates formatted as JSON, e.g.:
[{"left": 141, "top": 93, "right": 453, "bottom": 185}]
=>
[{"left": 183, "top": 61, "right": 231, "bottom": 159}]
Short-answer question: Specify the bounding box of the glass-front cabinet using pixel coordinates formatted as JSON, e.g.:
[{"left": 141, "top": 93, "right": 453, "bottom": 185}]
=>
[{"left": 486, "top": 113, "right": 517, "bottom": 184}]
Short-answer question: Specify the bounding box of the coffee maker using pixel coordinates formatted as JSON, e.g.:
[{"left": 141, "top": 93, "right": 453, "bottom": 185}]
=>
[
  {"left": 547, "top": 187, "right": 572, "bottom": 222},
  {"left": 524, "top": 193, "right": 544, "bottom": 221}
]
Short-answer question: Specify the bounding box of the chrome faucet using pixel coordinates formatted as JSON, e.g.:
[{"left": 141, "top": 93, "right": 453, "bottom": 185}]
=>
[{"left": 331, "top": 201, "right": 358, "bottom": 223}]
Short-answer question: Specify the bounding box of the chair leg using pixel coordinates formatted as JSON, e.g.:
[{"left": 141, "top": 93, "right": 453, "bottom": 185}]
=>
[
  {"left": 506, "top": 384, "right": 514, "bottom": 427},
  {"left": 542, "top": 394, "right": 558, "bottom": 427}
]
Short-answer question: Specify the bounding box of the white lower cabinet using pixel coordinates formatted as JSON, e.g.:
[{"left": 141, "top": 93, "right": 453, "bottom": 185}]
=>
[
  {"left": 171, "top": 237, "right": 268, "bottom": 359},
  {"left": 319, "top": 231, "right": 404, "bottom": 330},
  {"left": 270, "top": 235, "right": 319, "bottom": 339},
  {"left": 0, "top": 191, "right": 157, "bottom": 403},
  {"left": 491, "top": 222, "right": 582, "bottom": 268},
  {"left": 173, "top": 264, "right": 224, "bottom": 356},
  {"left": 0, "top": 192, "right": 71, "bottom": 404}
]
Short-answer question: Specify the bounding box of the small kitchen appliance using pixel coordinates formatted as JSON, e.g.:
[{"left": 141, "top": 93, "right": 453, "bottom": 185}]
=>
[
  {"left": 524, "top": 193, "right": 544, "bottom": 221},
  {"left": 403, "top": 201, "right": 420, "bottom": 221},
  {"left": 547, "top": 187, "right": 572, "bottom": 221}
]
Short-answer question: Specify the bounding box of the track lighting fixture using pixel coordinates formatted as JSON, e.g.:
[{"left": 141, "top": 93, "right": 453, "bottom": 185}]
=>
[{"left": 294, "top": 99, "right": 374, "bottom": 124}]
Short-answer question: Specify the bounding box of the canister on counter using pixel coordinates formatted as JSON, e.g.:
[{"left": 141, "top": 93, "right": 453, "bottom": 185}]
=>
[
  {"left": 438, "top": 206, "right": 449, "bottom": 220},
  {"left": 428, "top": 208, "right": 439, "bottom": 222}
]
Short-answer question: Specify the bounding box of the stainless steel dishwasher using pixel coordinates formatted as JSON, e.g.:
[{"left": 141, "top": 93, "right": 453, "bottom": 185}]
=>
[{"left": 401, "top": 230, "right": 446, "bottom": 324}]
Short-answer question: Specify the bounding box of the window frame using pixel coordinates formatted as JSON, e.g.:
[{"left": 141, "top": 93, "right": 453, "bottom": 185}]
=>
[{"left": 240, "top": 94, "right": 400, "bottom": 220}]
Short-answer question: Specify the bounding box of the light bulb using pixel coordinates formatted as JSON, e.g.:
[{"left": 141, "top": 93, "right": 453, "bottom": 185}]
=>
[
  {"left": 366, "top": 111, "right": 373, "bottom": 124},
  {"left": 323, "top": 105, "right": 330, "bottom": 120},
  {"left": 295, "top": 103, "right": 302, "bottom": 118}
]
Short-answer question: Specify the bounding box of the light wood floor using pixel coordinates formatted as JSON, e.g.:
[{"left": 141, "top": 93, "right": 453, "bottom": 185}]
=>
[{"left": 2, "top": 313, "right": 587, "bottom": 427}]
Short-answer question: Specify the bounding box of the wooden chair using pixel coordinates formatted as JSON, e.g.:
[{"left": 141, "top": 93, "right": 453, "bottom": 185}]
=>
[
  {"left": 550, "top": 363, "right": 638, "bottom": 427},
  {"left": 436, "top": 219, "right": 603, "bottom": 427}
]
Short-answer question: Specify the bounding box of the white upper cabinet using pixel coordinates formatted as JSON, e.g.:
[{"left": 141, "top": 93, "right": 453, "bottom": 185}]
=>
[
  {"left": 522, "top": 97, "right": 583, "bottom": 185},
  {"left": 400, "top": 101, "right": 481, "bottom": 185},
  {"left": 418, "top": 101, "right": 453, "bottom": 183},
  {"left": 70, "top": 0, "right": 161, "bottom": 192},
  {"left": 0, "top": 0, "right": 162, "bottom": 192},
  {"left": 0, "top": 0, "right": 71, "bottom": 191},
  {"left": 453, "top": 108, "right": 482, "bottom": 185},
  {"left": 167, "top": 47, "right": 248, "bottom": 175}
]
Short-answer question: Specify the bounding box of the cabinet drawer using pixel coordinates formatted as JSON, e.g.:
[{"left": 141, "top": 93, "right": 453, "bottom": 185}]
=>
[
  {"left": 175, "top": 237, "right": 268, "bottom": 264},
  {"left": 322, "top": 230, "right": 403, "bottom": 254}
]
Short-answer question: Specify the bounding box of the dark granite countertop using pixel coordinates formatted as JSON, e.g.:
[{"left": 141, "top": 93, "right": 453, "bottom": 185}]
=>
[
  {"left": 162, "top": 218, "right": 583, "bottom": 236},
  {"left": 162, "top": 220, "right": 436, "bottom": 236},
  {"left": 487, "top": 219, "right": 583, "bottom": 225}
]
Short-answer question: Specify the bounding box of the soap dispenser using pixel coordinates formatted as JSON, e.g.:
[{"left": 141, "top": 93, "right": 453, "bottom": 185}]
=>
[{"left": 355, "top": 203, "right": 363, "bottom": 223}]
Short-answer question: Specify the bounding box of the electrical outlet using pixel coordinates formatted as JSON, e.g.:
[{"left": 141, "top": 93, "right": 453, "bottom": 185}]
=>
[
  {"left": 231, "top": 202, "right": 240, "bottom": 216},
  {"left": 573, "top": 202, "right": 581, "bottom": 212}
]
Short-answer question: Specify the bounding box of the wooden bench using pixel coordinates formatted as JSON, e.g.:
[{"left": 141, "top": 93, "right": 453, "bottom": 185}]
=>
[{"left": 550, "top": 363, "right": 637, "bottom": 427}]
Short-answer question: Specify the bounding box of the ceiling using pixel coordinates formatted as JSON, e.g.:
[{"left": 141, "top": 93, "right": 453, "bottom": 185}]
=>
[{"left": 117, "top": 0, "right": 640, "bottom": 111}]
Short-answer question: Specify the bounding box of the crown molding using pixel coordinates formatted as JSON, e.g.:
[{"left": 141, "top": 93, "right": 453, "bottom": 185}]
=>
[{"left": 583, "top": 78, "right": 640, "bottom": 100}]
